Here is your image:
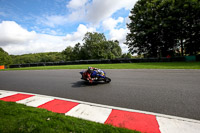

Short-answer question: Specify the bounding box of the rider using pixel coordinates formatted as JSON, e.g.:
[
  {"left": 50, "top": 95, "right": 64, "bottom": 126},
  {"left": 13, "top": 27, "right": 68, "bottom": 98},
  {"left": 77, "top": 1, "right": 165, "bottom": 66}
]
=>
[{"left": 84, "top": 67, "right": 98, "bottom": 83}]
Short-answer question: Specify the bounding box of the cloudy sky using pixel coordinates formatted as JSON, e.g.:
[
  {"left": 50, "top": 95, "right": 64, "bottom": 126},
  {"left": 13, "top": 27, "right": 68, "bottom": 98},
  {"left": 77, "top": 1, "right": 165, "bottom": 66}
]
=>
[{"left": 0, "top": 0, "right": 137, "bottom": 55}]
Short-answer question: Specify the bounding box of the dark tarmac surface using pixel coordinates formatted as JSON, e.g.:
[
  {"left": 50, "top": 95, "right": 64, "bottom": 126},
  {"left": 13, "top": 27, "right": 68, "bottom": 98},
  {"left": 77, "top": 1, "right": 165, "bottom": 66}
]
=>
[{"left": 0, "top": 69, "right": 200, "bottom": 120}]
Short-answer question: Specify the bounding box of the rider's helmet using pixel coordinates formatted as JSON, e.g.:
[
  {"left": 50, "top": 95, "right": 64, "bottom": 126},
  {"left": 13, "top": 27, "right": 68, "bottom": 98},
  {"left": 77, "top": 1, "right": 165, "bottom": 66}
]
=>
[{"left": 88, "top": 67, "right": 94, "bottom": 73}]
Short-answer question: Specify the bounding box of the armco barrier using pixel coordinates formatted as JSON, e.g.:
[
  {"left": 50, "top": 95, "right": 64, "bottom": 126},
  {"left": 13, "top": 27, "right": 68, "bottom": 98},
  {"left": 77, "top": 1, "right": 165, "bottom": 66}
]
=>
[
  {"left": 38, "top": 62, "right": 46, "bottom": 66},
  {"left": 46, "top": 62, "right": 55, "bottom": 66},
  {"left": 159, "top": 57, "right": 171, "bottom": 62},
  {"left": 171, "top": 56, "right": 185, "bottom": 62},
  {"left": 20, "top": 64, "right": 30, "bottom": 67},
  {"left": 9, "top": 64, "right": 21, "bottom": 68},
  {"left": 185, "top": 56, "right": 196, "bottom": 62},
  {"left": 9, "top": 56, "right": 199, "bottom": 68},
  {"left": 196, "top": 55, "right": 200, "bottom": 61},
  {"left": 30, "top": 63, "right": 38, "bottom": 67},
  {"left": 101, "top": 60, "right": 111, "bottom": 64}
]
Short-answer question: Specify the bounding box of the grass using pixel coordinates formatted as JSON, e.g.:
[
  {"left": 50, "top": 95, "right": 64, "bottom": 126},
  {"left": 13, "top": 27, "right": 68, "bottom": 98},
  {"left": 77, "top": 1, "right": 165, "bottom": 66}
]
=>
[
  {"left": 1, "top": 62, "right": 200, "bottom": 71},
  {"left": 0, "top": 100, "right": 138, "bottom": 133}
]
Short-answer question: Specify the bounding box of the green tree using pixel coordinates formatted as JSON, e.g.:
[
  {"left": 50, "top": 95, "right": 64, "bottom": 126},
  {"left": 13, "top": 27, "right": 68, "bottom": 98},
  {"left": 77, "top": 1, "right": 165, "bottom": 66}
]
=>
[
  {"left": 82, "top": 32, "right": 106, "bottom": 59},
  {"left": 12, "top": 52, "right": 64, "bottom": 64},
  {"left": 104, "top": 40, "right": 122, "bottom": 59},
  {"left": 0, "top": 47, "right": 13, "bottom": 66},
  {"left": 81, "top": 32, "right": 122, "bottom": 59},
  {"left": 62, "top": 46, "right": 73, "bottom": 61},
  {"left": 121, "top": 53, "right": 132, "bottom": 59},
  {"left": 72, "top": 43, "right": 81, "bottom": 60},
  {"left": 126, "top": 0, "right": 200, "bottom": 57},
  {"left": 180, "top": 0, "right": 200, "bottom": 55},
  {"left": 62, "top": 32, "right": 122, "bottom": 60},
  {"left": 126, "top": 0, "right": 160, "bottom": 57}
]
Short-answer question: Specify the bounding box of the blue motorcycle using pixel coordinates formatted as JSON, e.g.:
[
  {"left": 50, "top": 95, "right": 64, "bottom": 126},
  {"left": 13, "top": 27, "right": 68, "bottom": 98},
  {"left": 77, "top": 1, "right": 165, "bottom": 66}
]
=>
[{"left": 80, "top": 69, "right": 111, "bottom": 83}]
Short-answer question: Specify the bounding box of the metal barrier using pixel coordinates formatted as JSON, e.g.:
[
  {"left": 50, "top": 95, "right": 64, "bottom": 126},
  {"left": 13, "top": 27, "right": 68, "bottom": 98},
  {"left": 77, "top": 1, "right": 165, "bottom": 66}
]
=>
[{"left": 9, "top": 56, "right": 198, "bottom": 68}]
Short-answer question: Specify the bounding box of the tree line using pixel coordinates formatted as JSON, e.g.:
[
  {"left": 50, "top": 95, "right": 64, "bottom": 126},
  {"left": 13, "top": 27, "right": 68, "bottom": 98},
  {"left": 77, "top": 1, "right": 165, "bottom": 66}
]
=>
[
  {"left": 126, "top": 0, "right": 200, "bottom": 57},
  {"left": 62, "top": 32, "right": 125, "bottom": 61},
  {"left": 0, "top": 32, "right": 132, "bottom": 66}
]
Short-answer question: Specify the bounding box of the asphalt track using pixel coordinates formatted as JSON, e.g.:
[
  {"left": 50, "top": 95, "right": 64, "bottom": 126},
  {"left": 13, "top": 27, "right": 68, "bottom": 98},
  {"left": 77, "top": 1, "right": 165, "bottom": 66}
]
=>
[{"left": 0, "top": 69, "right": 200, "bottom": 120}]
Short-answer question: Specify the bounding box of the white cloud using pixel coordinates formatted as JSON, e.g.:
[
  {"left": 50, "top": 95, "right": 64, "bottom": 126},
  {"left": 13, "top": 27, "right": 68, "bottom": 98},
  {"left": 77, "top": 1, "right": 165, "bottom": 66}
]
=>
[
  {"left": 37, "top": 15, "right": 68, "bottom": 27},
  {"left": 37, "top": 0, "right": 88, "bottom": 27},
  {"left": 0, "top": 21, "right": 36, "bottom": 46},
  {"left": 85, "top": 0, "right": 137, "bottom": 25},
  {"left": 64, "top": 24, "right": 96, "bottom": 44},
  {"left": 67, "top": 0, "right": 88, "bottom": 10},
  {"left": 110, "top": 28, "right": 128, "bottom": 42},
  {"left": 31, "top": 26, "right": 64, "bottom": 36},
  {"left": 67, "top": 8, "right": 85, "bottom": 22},
  {"left": 102, "top": 17, "right": 124, "bottom": 31},
  {"left": 64, "top": 0, "right": 137, "bottom": 25},
  {"left": 0, "top": 21, "right": 96, "bottom": 55},
  {"left": 37, "top": 0, "right": 137, "bottom": 29},
  {"left": 109, "top": 28, "right": 129, "bottom": 53},
  {"left": 125, "top": 13, "right": 132, "bottom": 24},
  {"left": 2, "top": 33, "right": 67, "bottom": 55}
]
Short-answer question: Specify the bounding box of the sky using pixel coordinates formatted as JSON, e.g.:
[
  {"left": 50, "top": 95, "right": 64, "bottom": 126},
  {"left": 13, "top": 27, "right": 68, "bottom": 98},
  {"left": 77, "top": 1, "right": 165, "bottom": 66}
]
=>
[{"left": 0, "top": 0, "right": 138, "bottom": 55}]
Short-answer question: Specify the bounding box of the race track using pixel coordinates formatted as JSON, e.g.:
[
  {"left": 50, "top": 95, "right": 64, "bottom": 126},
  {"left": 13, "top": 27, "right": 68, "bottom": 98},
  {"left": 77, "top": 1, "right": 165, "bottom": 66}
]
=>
[{"left": 0, "top": 69, "right": 200, "bottom": 120}]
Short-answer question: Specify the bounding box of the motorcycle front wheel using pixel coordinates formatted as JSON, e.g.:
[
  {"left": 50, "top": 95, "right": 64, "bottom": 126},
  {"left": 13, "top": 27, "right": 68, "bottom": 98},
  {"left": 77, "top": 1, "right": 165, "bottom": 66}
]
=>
[{"left": 104, "top": 77, "right": 111, "bottom": 83}]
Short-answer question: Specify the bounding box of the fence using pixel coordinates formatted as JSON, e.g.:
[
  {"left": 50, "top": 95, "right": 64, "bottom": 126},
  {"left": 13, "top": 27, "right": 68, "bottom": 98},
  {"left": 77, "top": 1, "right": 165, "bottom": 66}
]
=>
[{"left": 9, "top": 56, "right": 196, "bottom": 68}]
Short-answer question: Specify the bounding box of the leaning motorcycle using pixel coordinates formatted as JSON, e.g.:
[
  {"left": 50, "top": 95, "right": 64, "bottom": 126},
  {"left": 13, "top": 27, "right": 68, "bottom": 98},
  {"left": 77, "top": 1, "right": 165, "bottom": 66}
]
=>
[{"left": 80, "top": 69, "right": 111, "bottom": 83}]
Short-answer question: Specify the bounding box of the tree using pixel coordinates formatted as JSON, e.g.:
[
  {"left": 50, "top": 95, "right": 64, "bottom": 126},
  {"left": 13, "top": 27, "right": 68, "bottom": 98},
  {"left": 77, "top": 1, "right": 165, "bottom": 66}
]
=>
[
  {"left": 104, "top": 40, "right": 122, "bottom": 59},
  {"left": 82, "top": 32, "right": 106, "bottom": 59},
  {"left": 126, "top": 0, "right": 200, "bottom": 57},
  {"left": 12, "top": 52, "right": 64, "bottom": 64},
  {"left": 61, "top": 46, "right": 73, "bottom": 61},
  {"left": 72, "top": 43, "right": 81, "bottom": 60},
  {"left": 181, "top": 0, "right": 200, "bottom": 55},
  {"left": 0, "top": 47, "right": 13, "bottom": 66},
  {"left": 121, "top": 53, "right": 132, "bottom": 59},
  {"left": 62, "top": 32, "right": 122, "bottom": 61},
  {"left": 126, "top": 0, "right": 161, "bottom": 57},
  {"left": 81, "top": 32, "right": 122, "bottom": 59}
]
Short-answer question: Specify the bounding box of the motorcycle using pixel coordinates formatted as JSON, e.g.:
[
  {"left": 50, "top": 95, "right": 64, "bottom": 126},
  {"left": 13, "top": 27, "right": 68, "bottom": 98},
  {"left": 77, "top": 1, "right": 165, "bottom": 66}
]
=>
[{"left": 80, "top": 69, "right": 111, "bottom": 83}]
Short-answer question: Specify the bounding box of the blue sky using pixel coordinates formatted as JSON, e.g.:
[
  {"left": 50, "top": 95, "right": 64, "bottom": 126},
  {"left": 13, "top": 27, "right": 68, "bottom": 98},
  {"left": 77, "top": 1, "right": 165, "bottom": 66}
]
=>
[{"left": 0, "top": 0, "right": 137, "bottom": 55}]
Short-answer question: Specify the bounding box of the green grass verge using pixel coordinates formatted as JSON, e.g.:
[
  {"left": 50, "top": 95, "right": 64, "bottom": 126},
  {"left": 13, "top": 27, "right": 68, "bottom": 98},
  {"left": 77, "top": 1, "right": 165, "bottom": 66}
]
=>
[
  {"left": 0, "top": 101, "right": 139, "bottom": 133},
  {"left": 1, "top": 62, "right": 200, "bottom": 71}
]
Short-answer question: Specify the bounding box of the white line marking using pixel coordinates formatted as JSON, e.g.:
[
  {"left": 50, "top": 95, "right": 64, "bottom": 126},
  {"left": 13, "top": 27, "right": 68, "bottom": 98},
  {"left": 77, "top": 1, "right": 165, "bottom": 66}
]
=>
[
  {"left": 65, "top": 104, "right": 112, "bottom": 123},
  {"left": 17, "top": 95, "right": 54, "bottom": 107},
  {"left": 0, "top": 90, "right": 18, "bottom": 98},
  {"left": 157, "top": 116, "right": 200, "bottom": 133}
]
